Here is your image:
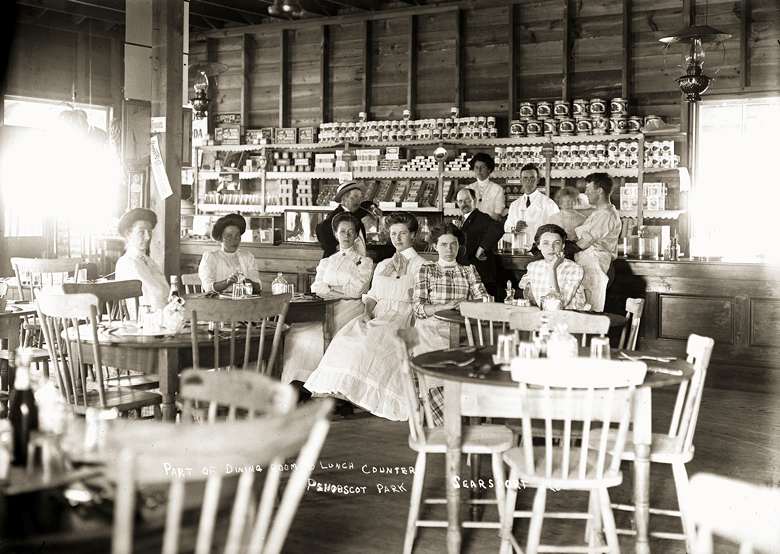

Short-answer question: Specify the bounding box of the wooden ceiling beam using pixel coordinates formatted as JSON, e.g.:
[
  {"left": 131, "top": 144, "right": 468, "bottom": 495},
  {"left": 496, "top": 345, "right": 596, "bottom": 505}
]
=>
[{"left": 17, "top": 0, "right": 124, "bottom": 26}]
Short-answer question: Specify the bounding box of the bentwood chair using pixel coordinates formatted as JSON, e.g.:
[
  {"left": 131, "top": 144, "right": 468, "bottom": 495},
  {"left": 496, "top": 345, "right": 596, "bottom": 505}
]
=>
[
  {"left": 62, "top": 280, "right": 159, "bottom": 390},
  {"left": 181, "top": 272, "right": 203, "bottom": 294},
  {"left": 11, "top": 257, "right": 86, "bottom": 302},
  {"left": 610, "top": 334, "right": 715, "bottom": 552},
  {"left": 498, "top": 358, "right": 647, "bottom": 554},
  {"left": 618, "top": 298, "right": 645, "bottom": 351},
  {"left": 396, "top": 328, "right": 514, "bottom": 554},
  {"left": 689, "top": 473, "right": 780, "bottom": 554},
  {"left": 186, "top": 294, "right": 291, "bottom": 375},
  {"left": 178, "top": 368, "right": 297, "bottom": 424},
  {"left": 509, "top": 310, "right": 611, "bottom": 347},
  {"left": 108, "top": 399, "right": 333, "bottom": 554},
  {"left": 35, "top": 290, "right": 162, "bottom": 418}
]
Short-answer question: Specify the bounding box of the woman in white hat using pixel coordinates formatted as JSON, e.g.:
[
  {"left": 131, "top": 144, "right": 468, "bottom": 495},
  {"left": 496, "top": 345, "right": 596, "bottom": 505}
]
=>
[
  {"left": 198, "top": 213, "right": 262, "bottom": 294},
  {"left": 115, "top": 208, "right": 169, "bottom": 318}
]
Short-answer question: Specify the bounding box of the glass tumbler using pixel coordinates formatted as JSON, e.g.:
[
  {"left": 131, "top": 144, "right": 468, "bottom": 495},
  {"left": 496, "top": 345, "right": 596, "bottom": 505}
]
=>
[{"left": 590, "top": 336, "right": 611, "bottom": 359}]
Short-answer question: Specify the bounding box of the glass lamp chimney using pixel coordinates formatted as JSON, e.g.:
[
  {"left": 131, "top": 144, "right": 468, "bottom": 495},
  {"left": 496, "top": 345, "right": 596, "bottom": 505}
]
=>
[{"left": 685, "top": 39, "right": 706, "bottom": 75}]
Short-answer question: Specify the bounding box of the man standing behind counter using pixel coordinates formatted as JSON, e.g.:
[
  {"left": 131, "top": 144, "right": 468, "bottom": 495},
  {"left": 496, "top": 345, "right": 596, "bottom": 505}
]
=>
[
  {"left": 504, "top": 163, "right": 559, "bottom": 249},
  {"left": 316, "top": 181, "right": 381, "bottom": 258},
  {"left": 574, "top": 172, "right": 621, "bottom": 312},
  {"left": 454, "top": 187, "right": 504, "bottom": 297}
]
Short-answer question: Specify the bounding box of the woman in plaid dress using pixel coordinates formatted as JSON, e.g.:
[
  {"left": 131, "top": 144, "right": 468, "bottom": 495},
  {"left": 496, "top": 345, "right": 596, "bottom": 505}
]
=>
[
  {"left": 413, "top": 222, "right": 489, "bottom": 424},
  {"left": 520, "top": 223, "right": 588, "bottom": 310}
]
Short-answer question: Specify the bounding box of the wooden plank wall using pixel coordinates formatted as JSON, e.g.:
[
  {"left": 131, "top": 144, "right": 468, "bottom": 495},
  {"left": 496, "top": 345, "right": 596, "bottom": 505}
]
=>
[{"left": 191, "top": 0, "right": 778, "bottom": 133}]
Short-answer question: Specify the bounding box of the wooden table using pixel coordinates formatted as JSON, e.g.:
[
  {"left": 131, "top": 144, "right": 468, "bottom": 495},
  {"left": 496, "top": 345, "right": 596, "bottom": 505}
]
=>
[
  {"left": 434, "top": 306, "right": 630, "bottom": 349},
  {"left": 0, "top": 302, "right": 38, "bottom": 393},
  {"left": 285, "top": 296, "right": 339, "bottom": 351},
  {"left": 412, "top": 345, "right": 694, "bottom": 554}
]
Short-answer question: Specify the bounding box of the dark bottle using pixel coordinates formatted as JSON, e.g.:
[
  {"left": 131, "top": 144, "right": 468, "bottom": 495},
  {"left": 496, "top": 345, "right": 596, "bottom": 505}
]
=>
[{"left": 8, "top": 357, "right": 39, "bottom": 466}]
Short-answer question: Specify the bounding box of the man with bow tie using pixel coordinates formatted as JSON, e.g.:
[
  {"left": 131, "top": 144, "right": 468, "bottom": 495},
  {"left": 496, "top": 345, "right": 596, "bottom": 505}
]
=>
[
  {"left": 504, "top": 163, "right": 559, "bottom": 250},
  {"left": 454, "top": 187, "right": 504, "bottom": 297}
]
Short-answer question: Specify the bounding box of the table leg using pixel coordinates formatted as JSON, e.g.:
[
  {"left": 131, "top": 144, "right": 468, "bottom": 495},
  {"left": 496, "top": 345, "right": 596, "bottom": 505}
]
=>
[
  {"left": 323, "top": 302, "right": 335, "bottom": 352},
  {"left": 444, "top": 380, "right": 462, "bottom": 554},
  {"left": 158, "top": 348, "right": 178, "bottom": 422},
  {"left": 633, "top": 388, "right": 653, "bottom": 554}
]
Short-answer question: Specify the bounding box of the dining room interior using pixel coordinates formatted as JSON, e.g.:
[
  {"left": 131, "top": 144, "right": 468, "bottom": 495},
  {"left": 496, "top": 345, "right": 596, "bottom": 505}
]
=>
[{"left": 0, "top": 0, "right": 779, "bottom": 552}]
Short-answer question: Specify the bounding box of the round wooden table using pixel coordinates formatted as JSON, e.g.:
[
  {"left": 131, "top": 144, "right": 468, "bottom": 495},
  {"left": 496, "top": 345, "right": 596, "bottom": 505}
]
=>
[{"left": 411, "top": 345, "right": 693, "bottom": 554}]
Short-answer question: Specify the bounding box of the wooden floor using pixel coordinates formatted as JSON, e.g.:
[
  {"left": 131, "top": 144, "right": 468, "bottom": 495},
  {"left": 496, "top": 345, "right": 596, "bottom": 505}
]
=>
[
  {"left": 5, "top": 387, "right": 778, "bottom": 554},
  {"left": 284, "top": 387, "right": 780, "bottom": 554}
]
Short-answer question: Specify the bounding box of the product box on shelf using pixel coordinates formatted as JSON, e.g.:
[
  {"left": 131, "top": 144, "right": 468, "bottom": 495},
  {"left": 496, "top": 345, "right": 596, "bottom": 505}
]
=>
[
  {"left": 245, "top": 130, "right": 266, "bottom": 144},
  {"left": 218, "top": 124, "right": 242, "bottom": 145},
  {"left": 275, "top": 128, "right": 297, "bottom": 144},
  {"left": 298, "top": 127, "right": 317, "bottom": 144}
]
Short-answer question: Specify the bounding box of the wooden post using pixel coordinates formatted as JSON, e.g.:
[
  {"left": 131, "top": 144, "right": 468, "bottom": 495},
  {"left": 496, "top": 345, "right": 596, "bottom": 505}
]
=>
[
  {"left": 508, "top": 4, "right": 517, "bottom": 123},
  {"left": 150, "top": 0, "right": 183, "bottom": 279},
  {"left": 455, "top": 9, "right": 463, "bottom": 113},
  {"left": 622, "top": 0, "right": 632, "bottom": 99},
  {"left": 279, "top": 30, "right": 288, "bottom": 128},
  {"left": 562, "top": 0, "right": 572, "bottom": 101},
  {"left": 241, "top": 34, "right": 250, "bottom": 127},
  {"left": 320, "top": 25, "right": 329, "bottom": 123},
  {"left": 407, "top": 15, "right": 417, "bottom": 116},
  {"left": 362, "top": 21, "right": 372, "bottom": 117}
]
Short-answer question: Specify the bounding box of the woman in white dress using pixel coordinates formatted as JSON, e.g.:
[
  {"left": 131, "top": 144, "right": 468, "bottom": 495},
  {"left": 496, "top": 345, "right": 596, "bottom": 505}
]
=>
[
  {"left": 304, "top": 212, "right": 424, "bottom": 421},
  {"left": 282, "top": 212, "right": 374, "bottom": 388},
  {"left": 198, "top": 213, "right": 262, "bottom": 294},
  {"left": 115, "top": 208, "right": 169, "bottom": 319}
]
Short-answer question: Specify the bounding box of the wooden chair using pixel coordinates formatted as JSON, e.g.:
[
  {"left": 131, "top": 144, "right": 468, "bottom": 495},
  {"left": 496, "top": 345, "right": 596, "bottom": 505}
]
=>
[
  {"left": 181, "top": 272, "right": 203, "bottom": 294},
  {"left": 186, "top": 294, "right": 291, "bottom": 375},
  {"left": 74, "top": 261, "right": 99, "bottom": 282},
  {"left": 610, "top": 334, "right": 715, "bottom": 552},
  {"left": 509, "top": 310, "right": 610, "bottom": 347},
  {"left": 11, "top": 257, "right": 86, "bottom": 302},
  {"left": 108, "top": 399, "right": 333, "bottom": 554},
  {"left": 35, "top": 290, "right": 162, "bottom": 418},
  {"left": 179, "top": 368, "right": 298, "bottom": 424},
  {"left": 396, "top": 328, "right": 514, "bottom": 554},
  {"left": 689, "top": 473, "right": 780, "bottom": 554},
  {"left": 498, "top": 358, "right": 646, "bottom": 554},
  {"left": 460, "top": 302, "right": 536, "bottom": 347},
  {"left": 62, "top": 280, "right": 159, "bottom": 390},
  {"left": 618, "top": 298, "right": 645, "bottom": 351}
]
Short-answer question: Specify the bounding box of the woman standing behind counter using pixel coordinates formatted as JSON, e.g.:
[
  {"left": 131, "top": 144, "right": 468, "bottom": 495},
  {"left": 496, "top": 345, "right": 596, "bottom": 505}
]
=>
[
  {"left": 465, "top": 152, "right": 506, "bottom": 221},
  {"left": 282, "top": 212, "right": 374, "bottom": 388},
  {"left": 198, "top": 213, "right": 262, "bottom": 294},
  {"left": 115, "top": 208, "right": 169, "bottom": 318}
]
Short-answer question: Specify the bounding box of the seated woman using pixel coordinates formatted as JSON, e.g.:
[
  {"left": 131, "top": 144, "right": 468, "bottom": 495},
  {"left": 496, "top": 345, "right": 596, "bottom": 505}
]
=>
[
  {"left": 304, "top": 212, "right": 424, "bottom": 421},
  {"left": 413, "top": 222, "right": 489, "bottom": 425},
  {"left": 282, "top": 212, "right": 374, "bottom": 388},
  {"left": 198, "top": 213, "right": 262, "bottom": 294},
  {"left": 520, "top": 224, "right": 588, "bottom": 310},
  {"left": 115, "top": 208, "right": 168, "bottom": 318}
]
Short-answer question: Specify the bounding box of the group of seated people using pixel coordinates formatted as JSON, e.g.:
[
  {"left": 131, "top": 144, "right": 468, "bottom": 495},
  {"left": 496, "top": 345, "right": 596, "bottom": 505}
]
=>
[{"left": 113, "top": 166, "right": 621, "bottom": 423}]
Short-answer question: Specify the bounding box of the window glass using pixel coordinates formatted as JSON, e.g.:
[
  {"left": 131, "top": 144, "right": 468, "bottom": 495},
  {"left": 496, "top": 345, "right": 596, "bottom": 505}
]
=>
[{"left": 694, "top": 98, "right": 780, "bottom": 261}]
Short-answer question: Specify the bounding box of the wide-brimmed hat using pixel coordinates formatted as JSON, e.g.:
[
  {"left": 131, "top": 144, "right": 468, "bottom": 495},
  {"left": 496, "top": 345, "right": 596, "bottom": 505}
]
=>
[
  {"left": 334, "top": 181, "right": 366, "bottom": 203},
  {"left": 211, "top": 213, "right": 247, "bottom": 241},
  {"left": 117, "top": 208, "right": 157, "bottom": 237}
]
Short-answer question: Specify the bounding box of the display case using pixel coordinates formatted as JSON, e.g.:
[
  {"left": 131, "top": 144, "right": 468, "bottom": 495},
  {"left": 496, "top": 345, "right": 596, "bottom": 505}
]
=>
[{"left": 283, "top": 209, "right": 328, "bottom": 244}]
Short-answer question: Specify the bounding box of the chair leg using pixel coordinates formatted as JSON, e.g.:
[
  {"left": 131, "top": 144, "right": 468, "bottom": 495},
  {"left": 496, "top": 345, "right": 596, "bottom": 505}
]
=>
[
  {"left": 526, "top": 486, "right": 547, "bottom": 554},
  {"left": 470, "top": 452, "right": 483, "bottom": 521},
  {"left": 499, "top": 468, "right": 520, "bottom": 554},
  {"left": 403, "top": 451, "right": 427, "bottom": 554},
  {"left": 598, "top": 487, "right": 620, "bottom": 554},
  {"left": 672, "top": 461, "right": 696, "bottom": 554},
  {"left": 491, "top": 452, "right": 506, "bottom": 524},
  {"left": 153, "top": 404, "right": 162, "bottom": 420}
]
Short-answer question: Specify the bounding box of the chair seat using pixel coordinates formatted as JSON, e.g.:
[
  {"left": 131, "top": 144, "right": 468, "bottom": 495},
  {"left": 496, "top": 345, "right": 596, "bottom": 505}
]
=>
[
  {"left": 608, "top": 429, "right": 695, "bottom": 464},
  {"left": 70, "top": 387, "right": 162, "bottom": 415},
  {"left": 503, "top": 446, "right": 624, "bottom": 490},
  {"left": 104, "top": 373, "right": 160, "bottom": 390},
  {"left": 410, "top": 424, "right": 514, "bottom": 454},
  {"left": 0, "top": 347, "right": 49, "bottom": 361}
]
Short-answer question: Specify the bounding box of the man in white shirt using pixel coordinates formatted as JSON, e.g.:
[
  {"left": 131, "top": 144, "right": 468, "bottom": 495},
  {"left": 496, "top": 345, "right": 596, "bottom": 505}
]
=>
[{"left": 504, "top": 163, "right": 559, "bottom": 249}]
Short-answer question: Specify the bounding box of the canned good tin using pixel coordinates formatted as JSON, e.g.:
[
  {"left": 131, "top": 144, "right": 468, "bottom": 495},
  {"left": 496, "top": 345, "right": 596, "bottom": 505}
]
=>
[
  {"left": 558, "top": 117, "right": 575, "bottom": 135},
  {"left": 432, "top": 128, "right": 441, "bottom": 139},
  {"left": 627, "top": 116, "right": 643, "bottom": 132},
  {"left": 404, "top": 129, "right": 413, "bottom": 141},
  {"left": 487, "top": 116, "right": 496, "bottom": 127},
  {"left": 519, "top": 102, "right": 536, "bottom": 118},
  {"left": 610, "top": 97, "right": 628, "bottom": 117},
  {"left": 463, "top": 128, "right": 473, "bottom": 139},
  {"left": 358, "top": 111, "right": 367, "bottom": 122},
  {"left": 445, "top": 118, "right": 454, "bottom": 129},
  {"left": 480, "top": 126, "right": 490, "bottom": 139},
  {"left": 489, "top": 127, "right": 498, "bottom": 138},
  {"left": 553, "top": 100, "right": 571, "bottom": 118},
  {"left": 436, "top": 118, "right": 445, "bottom": 129},
  {"left": 403, "top": 109, "right": 411, "bottom": 120},
  {"left": 477, "top": 116, "right": 486, "bottom": 127},
  {"left": 590, "top": 98, "right": 607, "bottom": 116},
  {"left": 591, "top": 116, "right": 609, "bottom": 135},
  {"left": 610, "top": 116, "right": 628, "bottom": 134},
  {"left": 526, "top": 119, "right": 542, "bottom": 136},
  {"left": 537, "top": 101, "right": 552, "bottom": 119},
  {"left": 572, "top": 99, "right": 590, "bottom": 118},
  {"left": 576, "top": 118, "right": 593, "bottom": 135},
  {"left": 509, "top": 120, "right": 526, "bottom": 137},
  {"left": 450, "top": 106, "right": 459, "bottom": 118},
  {"left": 543, "top": 119, "right": 558, "bottom": 136}
]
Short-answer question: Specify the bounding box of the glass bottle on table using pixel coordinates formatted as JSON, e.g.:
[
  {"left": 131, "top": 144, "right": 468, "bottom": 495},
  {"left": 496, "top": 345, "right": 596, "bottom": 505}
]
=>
[
  {"left": 272, "top": 272, "right": 288, "bottom": 295},
  {"left": 8, "top": 350, "right": 39, "bottom": 466},
  {"left": 168, "top": 275, "right": 180, "bottom": 301}
]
